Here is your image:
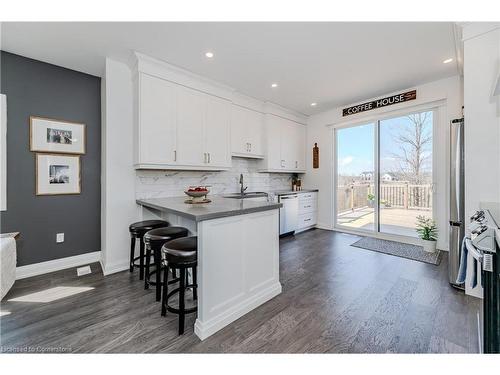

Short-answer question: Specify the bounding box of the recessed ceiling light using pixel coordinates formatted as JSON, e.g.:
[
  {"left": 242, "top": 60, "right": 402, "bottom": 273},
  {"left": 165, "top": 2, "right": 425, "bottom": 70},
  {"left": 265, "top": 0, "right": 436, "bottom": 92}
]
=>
[
  {"left": 310, "top": 102, "right": 317, "bottom": 107},
  {"left": 271, "top": 83, "right": 278, "bottom": 88},
  {"left": 443, "top": 58, "right": 453, "bottom": 64},
  {"left": 205, "top": 51, "right": 214, "bottom": 58}
]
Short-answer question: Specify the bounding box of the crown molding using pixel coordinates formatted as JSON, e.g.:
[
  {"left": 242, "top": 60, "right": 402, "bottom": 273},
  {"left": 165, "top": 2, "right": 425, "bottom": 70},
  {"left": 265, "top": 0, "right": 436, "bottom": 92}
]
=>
[{"left": 461, "top": 22, "right": 500, "bottom": 41}]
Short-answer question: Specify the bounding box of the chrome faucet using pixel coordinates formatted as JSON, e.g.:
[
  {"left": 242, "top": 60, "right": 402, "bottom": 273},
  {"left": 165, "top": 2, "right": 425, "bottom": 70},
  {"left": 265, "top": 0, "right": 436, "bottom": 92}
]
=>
[{"left": 239, "top": 174, "right": 248, "bottom": 195}]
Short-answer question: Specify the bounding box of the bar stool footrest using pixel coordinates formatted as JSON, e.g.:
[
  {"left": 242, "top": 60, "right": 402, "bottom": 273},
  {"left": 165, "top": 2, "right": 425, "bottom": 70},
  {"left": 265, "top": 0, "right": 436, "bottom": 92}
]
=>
[
  {"left": 166, "top": 305, "right": 197, "bottom": 315},
  {"left": 147, "top": 269, "right": 179, "bottom": 286}
]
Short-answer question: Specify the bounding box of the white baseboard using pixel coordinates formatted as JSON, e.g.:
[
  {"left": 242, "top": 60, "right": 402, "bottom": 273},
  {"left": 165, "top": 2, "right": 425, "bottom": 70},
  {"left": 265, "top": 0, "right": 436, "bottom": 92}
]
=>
[
  {"left": 194, "top": 282, "right": 282, "bottom": 341},
  {"left": 101, "top": 259, "right": 129, "bottom": 276},
  {"left": 16, "top": 251, "right": 101, "bottom": 280},
  {"left": 316, "top": 223, "right": 334, "bottom": 231}
]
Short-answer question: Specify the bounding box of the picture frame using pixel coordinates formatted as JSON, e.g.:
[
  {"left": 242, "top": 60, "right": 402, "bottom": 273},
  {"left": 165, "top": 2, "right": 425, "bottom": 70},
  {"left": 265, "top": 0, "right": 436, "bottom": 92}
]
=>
[
  {"left": 36, "top": 153, "right": 81, "bottom": 195},
  {"left": 30, "top": 116, "right": 86, "bottom": 154}
]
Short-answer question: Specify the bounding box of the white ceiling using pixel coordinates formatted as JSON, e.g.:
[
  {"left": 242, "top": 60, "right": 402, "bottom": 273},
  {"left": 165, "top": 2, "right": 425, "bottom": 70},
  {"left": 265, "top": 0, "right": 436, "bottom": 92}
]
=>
[{"left": 1, "top": 22, "right": 459, "bottom": 115}]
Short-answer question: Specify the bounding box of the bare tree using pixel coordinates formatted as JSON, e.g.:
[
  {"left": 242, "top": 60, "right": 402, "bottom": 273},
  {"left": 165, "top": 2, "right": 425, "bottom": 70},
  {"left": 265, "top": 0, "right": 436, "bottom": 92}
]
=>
[
  {"left": 388, "top": 112, "right": 432, "bottom": 208},
  {"left": 390, "top": 112, "right": 432, "bottom": 185}
]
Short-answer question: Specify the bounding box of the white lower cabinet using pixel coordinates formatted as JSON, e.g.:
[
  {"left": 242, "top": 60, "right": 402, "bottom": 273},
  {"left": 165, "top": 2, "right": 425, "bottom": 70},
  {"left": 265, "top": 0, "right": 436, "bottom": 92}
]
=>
[
  {"left": 296, "top": 192, "right": 318, "bottom": 232},
  {"left": 195, "top": 209, "right": 281, "bottom": 339},
  {"left": 298, "top": 212, "right": 318, "bottom": 229}
]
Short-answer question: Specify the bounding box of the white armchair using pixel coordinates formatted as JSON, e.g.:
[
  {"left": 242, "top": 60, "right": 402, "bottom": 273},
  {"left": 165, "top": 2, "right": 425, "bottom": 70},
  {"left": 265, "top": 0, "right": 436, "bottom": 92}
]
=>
[{"left": 1, "top": 235, "right": 17, "bottom": 300}]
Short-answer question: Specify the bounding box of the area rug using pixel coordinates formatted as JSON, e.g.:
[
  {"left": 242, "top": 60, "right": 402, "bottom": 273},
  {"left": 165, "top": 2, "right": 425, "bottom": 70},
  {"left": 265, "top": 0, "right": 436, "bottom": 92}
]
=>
[{"left": 350, "top": 237, "right": 442, "bottom": 265}]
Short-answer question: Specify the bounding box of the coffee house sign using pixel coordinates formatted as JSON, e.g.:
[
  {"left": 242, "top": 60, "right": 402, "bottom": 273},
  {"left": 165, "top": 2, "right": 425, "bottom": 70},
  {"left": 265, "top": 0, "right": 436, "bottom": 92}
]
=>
[{"left": 342, "top": 90, "right": 417, "bottom": 117}]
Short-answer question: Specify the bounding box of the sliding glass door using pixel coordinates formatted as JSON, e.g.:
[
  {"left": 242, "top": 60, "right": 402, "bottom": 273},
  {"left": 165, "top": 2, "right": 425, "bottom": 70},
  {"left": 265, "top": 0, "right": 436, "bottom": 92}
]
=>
[
  {"left": 379, "top": 111, "right": 433, "bottom": 236},
  {"left": 335, "top": 109, "right": 434, "bottom": 239},
  {"left": 336, "top": 123, "right": 376, "bottom": 233}
]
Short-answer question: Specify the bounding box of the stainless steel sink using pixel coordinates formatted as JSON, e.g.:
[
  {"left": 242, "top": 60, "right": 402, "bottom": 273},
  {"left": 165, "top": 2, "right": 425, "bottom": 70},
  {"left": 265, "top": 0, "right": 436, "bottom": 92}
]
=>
[{"left": 223, "top": 192, "right": 268, "bottom": 199}]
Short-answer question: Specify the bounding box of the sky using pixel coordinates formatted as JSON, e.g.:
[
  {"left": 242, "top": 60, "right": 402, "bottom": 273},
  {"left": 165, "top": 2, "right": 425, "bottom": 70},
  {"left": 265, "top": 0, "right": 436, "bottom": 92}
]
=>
[{"left": 337, "top": 111, "right": 433, "bottom": 176}]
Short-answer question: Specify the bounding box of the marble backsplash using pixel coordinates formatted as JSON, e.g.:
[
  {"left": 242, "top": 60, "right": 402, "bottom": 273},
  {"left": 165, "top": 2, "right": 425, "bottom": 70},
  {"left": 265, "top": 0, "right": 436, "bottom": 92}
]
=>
[{"left": 136, "top": 157, "right": 294, "bottom": 199}]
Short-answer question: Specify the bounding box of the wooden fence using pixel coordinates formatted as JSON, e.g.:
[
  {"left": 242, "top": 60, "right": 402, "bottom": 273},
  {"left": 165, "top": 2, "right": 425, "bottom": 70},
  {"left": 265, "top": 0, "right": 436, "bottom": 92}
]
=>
[{"left": 337, "top": 183, "right": 432, "bottom": 213}]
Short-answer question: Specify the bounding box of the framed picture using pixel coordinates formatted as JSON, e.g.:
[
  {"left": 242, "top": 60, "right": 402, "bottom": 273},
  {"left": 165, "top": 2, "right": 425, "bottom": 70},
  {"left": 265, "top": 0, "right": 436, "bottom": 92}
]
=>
[
  {"left": 30, "top": 116, "right": 86, "bottom": 154},
  {"left": 36, "top": 153, "right": 81, "bottom": 195}
]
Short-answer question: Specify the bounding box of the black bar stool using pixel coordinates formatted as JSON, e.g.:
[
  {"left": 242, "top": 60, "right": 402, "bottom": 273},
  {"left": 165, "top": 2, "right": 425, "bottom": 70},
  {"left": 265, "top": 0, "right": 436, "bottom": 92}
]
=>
[
  {"left": 161, "top": 236, "right": 198, "bottom": 335},
  {"left": 143, "top": 226, "right": 189, "bottom": 301},
  {"left": 129, "top": 220, "right": 169, "bottom": 280}
]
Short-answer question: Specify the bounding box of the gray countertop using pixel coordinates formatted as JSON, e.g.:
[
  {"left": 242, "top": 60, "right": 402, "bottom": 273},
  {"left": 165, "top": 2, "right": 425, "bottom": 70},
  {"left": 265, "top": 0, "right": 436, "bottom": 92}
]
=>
[
  {"left": 137, "top": 196, "right": 282, "bottom": 222},
  {"left": 271, "top": 189, "right": 319, "bottom": 196}
]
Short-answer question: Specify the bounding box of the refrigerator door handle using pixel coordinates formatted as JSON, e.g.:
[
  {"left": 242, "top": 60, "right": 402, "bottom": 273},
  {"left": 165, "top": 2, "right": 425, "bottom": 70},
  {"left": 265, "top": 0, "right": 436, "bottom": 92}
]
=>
[{"left": 449, "top": 118, "right": 465, "bottom": 288}]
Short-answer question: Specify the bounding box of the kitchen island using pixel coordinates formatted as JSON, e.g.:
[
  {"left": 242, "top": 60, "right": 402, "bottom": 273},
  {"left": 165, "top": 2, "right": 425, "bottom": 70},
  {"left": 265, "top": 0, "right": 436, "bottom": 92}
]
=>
[{"left": 136, "top": 196, "right": 283, "bottom": 340}]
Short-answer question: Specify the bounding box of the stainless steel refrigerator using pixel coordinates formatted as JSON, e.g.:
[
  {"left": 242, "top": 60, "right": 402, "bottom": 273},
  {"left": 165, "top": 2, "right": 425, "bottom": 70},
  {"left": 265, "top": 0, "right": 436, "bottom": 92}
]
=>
[{"left": 449, "top": 118, "right": 465, "bottom": 288}]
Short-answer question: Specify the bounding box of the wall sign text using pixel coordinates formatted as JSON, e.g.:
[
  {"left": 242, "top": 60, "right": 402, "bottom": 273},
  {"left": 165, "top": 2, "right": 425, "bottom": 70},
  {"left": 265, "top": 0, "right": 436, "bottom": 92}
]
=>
[{"left": 342, "top": 90, "right": 417, "bottom": 117}]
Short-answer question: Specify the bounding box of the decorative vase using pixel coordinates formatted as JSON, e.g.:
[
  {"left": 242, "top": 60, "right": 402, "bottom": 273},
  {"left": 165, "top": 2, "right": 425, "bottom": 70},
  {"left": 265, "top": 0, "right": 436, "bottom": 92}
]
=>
[{"left": 422, "top": 239, "right": 437, "bottom": 253}]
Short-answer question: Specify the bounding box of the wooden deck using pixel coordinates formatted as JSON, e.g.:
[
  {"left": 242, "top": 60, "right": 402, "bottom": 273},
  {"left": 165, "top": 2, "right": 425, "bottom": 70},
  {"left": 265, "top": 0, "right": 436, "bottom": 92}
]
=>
[{"left": 338, "top": 207, "right": 432, "bottom": 238}]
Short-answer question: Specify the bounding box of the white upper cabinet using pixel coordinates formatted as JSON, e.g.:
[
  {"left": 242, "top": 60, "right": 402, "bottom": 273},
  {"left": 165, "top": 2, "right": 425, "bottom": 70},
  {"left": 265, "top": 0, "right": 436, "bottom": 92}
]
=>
[
  {"left": 137, "top": 73, "right": 177, "bottom": 165},
  {"left": 133, "top": 53, "right": 305, "bottom": 172},
  {"left": 176, "top": 85, "right": 206, "bottom": 166},
  {"left": 264, "top": 115, "right": 283, "bottom": 170},
  {"left": 261, "top": 114, "right": 307, "bottom": 173},
  {"left": 231, "top": 105, "right": 264, "bottom": 158},
  {"left": 205, "top": 95, "right": 232, "bottom": 168},
  {"left": 292, "top": 122, "right": 306, "bottom": 171},
  {"left": 134, "top": 73, "right": 231, "bottom": 170}
]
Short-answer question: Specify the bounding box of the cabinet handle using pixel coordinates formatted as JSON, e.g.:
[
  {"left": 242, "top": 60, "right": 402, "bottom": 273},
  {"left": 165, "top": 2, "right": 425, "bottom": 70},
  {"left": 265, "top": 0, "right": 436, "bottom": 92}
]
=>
[
  {"left": 204, "top": 153, "right": 207, "bottom": 163},
  {"left": 304, "top": 218, "right": 311, "bottom": 222},
  {"left": 249, "top": 143, "right": 252, "bottom": 152},
  {"left": 281, "top": 160, "right": 285, "bottom": 168},
  {"left": 304, "top": 205, "right": 311, "bottom": 208},
  {"left": 208, "top": 153, "right": 211, "bottom": 163},
  {"left": 295, "top": 161, "right": 298, "bottom": 168},
  {"left": 174, "top": 150, "right": 177, "bottom": 162}
]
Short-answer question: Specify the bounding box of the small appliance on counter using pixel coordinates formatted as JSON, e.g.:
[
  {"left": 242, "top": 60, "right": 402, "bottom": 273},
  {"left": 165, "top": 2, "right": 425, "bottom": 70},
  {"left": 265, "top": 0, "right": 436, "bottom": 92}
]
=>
[{"left": 184, "top": 186, "right": 211, "bottom": 204}]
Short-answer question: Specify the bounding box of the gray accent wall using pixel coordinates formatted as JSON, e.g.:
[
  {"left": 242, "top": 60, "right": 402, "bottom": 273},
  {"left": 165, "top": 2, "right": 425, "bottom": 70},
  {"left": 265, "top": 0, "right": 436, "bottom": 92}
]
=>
[{"left": 0, "top": 51, "right": 101, "bottom": 266}]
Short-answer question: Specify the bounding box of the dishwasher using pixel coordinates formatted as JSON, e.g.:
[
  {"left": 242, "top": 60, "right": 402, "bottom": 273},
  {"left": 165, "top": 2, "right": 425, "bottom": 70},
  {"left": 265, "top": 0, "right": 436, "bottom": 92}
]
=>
[{"left": 279, "top": 194, "right": 299, "bottom": 235}]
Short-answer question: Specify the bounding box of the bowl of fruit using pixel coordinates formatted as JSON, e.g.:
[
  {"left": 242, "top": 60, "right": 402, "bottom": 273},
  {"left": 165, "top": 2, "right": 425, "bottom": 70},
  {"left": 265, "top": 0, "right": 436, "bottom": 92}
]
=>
[{"left": 184, "top": 186, "right": 210, "bottom": 203}]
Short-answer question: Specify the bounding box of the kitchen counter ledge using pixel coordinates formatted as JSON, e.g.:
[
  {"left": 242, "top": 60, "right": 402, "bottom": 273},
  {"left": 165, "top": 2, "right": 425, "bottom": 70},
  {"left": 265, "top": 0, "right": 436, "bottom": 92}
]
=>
[{"left": 136, "top": 196, "right": 282, "bottom": 222}]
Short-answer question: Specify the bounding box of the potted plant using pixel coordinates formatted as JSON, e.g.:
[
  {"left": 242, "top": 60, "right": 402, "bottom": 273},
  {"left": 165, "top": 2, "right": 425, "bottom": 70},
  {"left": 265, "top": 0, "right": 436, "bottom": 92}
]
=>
[
  {"left": 367, "top": 193, "right": 375, "bottom": 207},
  {"left": 416, "top": 215, "right": 438, "bottom": 253}
]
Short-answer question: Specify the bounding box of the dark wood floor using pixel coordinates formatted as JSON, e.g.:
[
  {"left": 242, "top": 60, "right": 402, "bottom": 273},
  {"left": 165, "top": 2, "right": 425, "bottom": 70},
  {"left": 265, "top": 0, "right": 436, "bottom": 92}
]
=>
[{"left": 0, "top": 229, "right": 480, "bottom": 353}]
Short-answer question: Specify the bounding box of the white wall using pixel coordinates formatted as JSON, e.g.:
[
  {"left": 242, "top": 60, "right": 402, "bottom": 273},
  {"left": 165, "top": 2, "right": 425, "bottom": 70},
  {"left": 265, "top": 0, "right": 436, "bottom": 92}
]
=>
[
  {"left": 303, "top": 75, "right": 463, "bottom": 250},
  {"left": 101, "top": 58, "right": 139, "bottom": 275},
  {"left": 463, "top": 24, "right": 500, "bottom": 218}
]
